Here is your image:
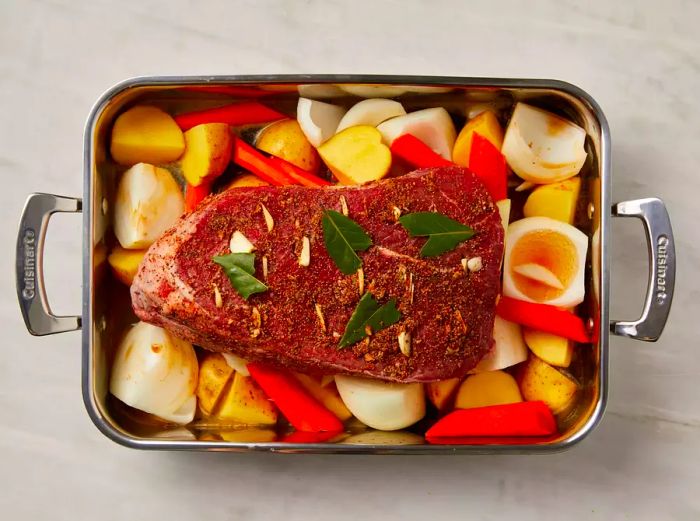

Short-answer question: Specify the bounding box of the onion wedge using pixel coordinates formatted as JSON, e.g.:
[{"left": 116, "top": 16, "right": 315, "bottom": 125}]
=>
[{"left": 502, "top": 103, "right": 587, "bottom": 184}]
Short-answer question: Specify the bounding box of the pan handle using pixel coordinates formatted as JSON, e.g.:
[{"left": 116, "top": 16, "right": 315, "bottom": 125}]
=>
[
  {"left": 611, "top": 198, "right": 675, "bottom": 341},
  {"left": 16, "top": 193, "right": 82, "bottom": 336}
]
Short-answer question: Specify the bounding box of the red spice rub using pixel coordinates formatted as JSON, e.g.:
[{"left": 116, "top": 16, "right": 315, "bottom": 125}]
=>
[{"left": 131, "top": 167, "right": 504, "bottom": 382}]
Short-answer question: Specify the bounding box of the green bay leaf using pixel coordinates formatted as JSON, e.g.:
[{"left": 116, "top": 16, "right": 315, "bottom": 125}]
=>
[
  {"left": 399, "top": 212, "right": 475, "bottom": 257},
  {"left": 322, "top": 209, "right": 372, "bottom": 275},
  {"left": 339, "top": 292, "right": 402, "bottom": 349},
  {"left": 213, "top": 253, "right": 268, "bottom": 300}
]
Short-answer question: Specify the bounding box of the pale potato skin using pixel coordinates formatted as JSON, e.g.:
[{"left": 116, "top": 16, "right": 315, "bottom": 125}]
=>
[
  {"left": 256, "top": 119, "right": 321, "bottom": 173},
  {"left": 294, "top": 373, "right": 352, "bottom": 421},
  {"left": 110, "top": 105, "right": 185, "bottom": 166},
  {"left": 195, "top": 354, "right": 234, "bottom": 416},
  {"left": 523, "top": 328, "right": 574, "bottom": 368},
  {"left": 426, "top": 378, "right": 461, "bottom": 411},
  {"left": 455, "top": 370, "right": 523, "bottom": 409},
  {"left": 217, "top": 373, "right": 278, "bottom": 425},
  {"left": 317, "top": 125, "right": 392, "bottom": 185},
  {"left": 226, "top": 174, "right": 270, "bottom": 189},
  {"left": 180, "top": 123, "right": 232, "bottom": 186},
  {"left": 517, "top": 354, "right": 579, "bottom": 414},
  {"left": 107, "top": 246, "right": 146, "bottom": 285}
]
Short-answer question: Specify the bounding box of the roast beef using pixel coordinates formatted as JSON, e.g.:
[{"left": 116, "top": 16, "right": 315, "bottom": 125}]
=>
[{"left": 131, "top": 167, "right": 504, "bottom": 382}]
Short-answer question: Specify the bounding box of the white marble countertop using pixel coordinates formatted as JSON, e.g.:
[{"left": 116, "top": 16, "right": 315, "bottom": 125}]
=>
[{"left": 1, "top": 0, "right": 698, "bottom": 519}]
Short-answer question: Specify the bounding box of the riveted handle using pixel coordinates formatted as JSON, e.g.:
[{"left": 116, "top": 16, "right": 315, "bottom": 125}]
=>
[
  {"left": 16, "top": 193, "right": 82, "bottom": 336},
  {"left": 611, "top": 198, "right": 675, "bottom": 341}
]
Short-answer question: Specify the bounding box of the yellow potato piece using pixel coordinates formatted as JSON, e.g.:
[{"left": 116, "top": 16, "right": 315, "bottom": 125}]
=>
[
  {"left": 180, "top": 123, "right": 232, "bottom": 186},
  {"left": 518, "top": 355, "right": 579, "bottom": 414},
  {"left": 293, "top": 373, "right": 352, "bottom": 421},
  {"left": 317, "top": 125, "right": 391, "bottom": 185},
  {"left": 455, "top": 370, "right": 522, "bottom": 409},
  {"left": 226, "top": 174, "right": 270, "bottom": 189},
  {"left": 195, "top": 354, "right": 234, "bottom": 416},
  {"left": 110, "top": 106, "right": 185, "bottom": 166},
  {"left": 452, "top": 110, "right": 504, "bottom": 167},
  {"left": 217, "top": 372, "right": 278, "bottom": 426},
  {"left": 256, "top": 119, "right": 321, "bottom": 173},
  {"left": 426, "top": 378, "right": 461, "bottom": 411},
  {"left": 523, "top": 176, "right": 581, "bottom": 224},
  {"left": 107, "top": 246, "right": 146, "bottom": 285},
  {"left": 523, "top": 329, "right": 573, "bottom": 368}
]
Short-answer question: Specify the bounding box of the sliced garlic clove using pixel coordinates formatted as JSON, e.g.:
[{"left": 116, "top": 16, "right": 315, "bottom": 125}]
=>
[{"left": 230, "top": 230, "right": 255, "bottom": 253}]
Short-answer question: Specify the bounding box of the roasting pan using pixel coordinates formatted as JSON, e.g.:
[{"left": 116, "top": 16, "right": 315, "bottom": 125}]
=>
[{"left": 15, "top": 75, "right": 676, "bottom": 453}]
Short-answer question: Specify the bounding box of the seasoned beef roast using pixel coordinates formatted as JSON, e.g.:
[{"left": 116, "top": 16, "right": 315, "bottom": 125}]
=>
[{"left": 131, "top": 167, "right": 504, "bottom": 382}]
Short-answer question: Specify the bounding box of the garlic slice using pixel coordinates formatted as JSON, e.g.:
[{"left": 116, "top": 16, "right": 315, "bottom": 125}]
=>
[
  {"left": 467, "top": 257, "right": 483, "bottom": 272},
  {"left": 261, "top": 204, "right": 274, "bottom": 232},
  {"left": 299, "top": 236, "right": 311, "bottom": 266},
  {"left": 230, "top": 231, "right": 255, "bottom": 253},
  {"left": 398, "top": 331, "right": 411, "bottom": 357}
]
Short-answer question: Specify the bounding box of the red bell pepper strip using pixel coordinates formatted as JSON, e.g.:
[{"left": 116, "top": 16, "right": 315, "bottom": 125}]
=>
[
  {"left": 184, "top": 182, "right": 212, "bottom": 212},
  {"left": 425, "top": 401, "right": 557, "bottom": 438},
  {"left": 268, "top": 156, "right": 333, "bottom": 187},
  {"left": 496, "top": 296, "right": 591, "bottom": 343},
  {"left": 233, "top": 139, "right": 297, "bottom": 186},
  {"left": 281, "top": 430, "right": 342, "bottom": 444},
  {"left": 468, "top": 132, "right": 507, "bottom": 201},
  {"left": 390, "top": 134, "right": 453, "bottom": 168},
  {"left": 175, "top": 102, "right": 286, "bottom": 131},
  {"left": 247, "top": 363, "right": 344, "bottom": 433}
]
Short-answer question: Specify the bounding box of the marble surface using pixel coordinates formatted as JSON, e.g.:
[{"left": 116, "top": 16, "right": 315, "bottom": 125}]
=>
[{"left": 1, "top": 0, "right": 699, "bottom": 519}]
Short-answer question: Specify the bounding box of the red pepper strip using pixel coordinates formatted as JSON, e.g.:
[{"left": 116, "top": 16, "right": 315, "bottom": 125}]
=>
[
  {"left": 184, "top": 182, "right": 212, "bottom": 212},
  {"left": 390, "top": 133, "right": 453, "bottom": 168},
  {"left": 468, "top": 132, "right": 507, "bottom": 201},
  {"left": 268, "top": 157, "right": 333, "bottom": 187},
  {"left": 426, "top": 401, "right": 557, "bottom": 438},
  {"left": 247, "top": 363, "right": 344, "bottom": 433},
  {"left": 233, "top": 139, "right": 297, "bottom": 186},
  {"left": 281, "top": 430, "right": 342, "bottom": 444},
  {"left": 175, "top": 102, "right": 286, "bottom": 131},
  {"left": 496, "top": 296, "right": 591, "bottom": 343}
]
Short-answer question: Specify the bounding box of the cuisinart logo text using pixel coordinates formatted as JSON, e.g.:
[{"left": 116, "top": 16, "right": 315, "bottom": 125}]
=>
[
  {"left": 22, "top": 229, "right": 36, "bottom": 300},
  {"left": 656, "top": 235, "right": 669, "bottom": 306}
]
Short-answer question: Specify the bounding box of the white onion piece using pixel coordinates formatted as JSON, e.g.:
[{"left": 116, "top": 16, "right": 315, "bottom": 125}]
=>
[
  {"left": 114, "top": 163, "right": 184, "bottom": 249},
  {"left": 297, "top": 98, "right": 346, "bottom": 147},
  {"left": 376, "top": 107, "right": 456, "bottom": 161},
  {"left": 160, "top": 395, "right": 197, "bottom": 424},
  {"left": 513, "top": 263, "right": 564, "bottom": 289},
  {"left": 110, "top": 322, "right": 198, "bottom": 424},
  {"left": 297, "top": 84, "right": 346, "bottom": 99},
  {"left": 222, "top": 352, "right": 250, "bottom": 376},
  {"left": 336, "top": 99, "right": 406, "bottom": 133},
  {"left": 335, "top": 375, "right": 425, "bottom": 431},
  {"left": 339, "top": 85, "right": 408, "bottom": 98},
  {"left": 502, "top": 103, "right": 587, "bottom": 183},
  {"left": 503, "top": 216, "right": 588, "bottom": 307},
  {"left": 471, "top": 316, "right": 528, "bottom": 373}
]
